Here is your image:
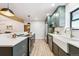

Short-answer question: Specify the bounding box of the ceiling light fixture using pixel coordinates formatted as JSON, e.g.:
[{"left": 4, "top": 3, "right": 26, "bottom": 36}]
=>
[
  {"left": 51, "top": 4, "right": 55, "bottom": 7},
  {"left": 0, "top": 3, "right": 14, "bottom": 16}
]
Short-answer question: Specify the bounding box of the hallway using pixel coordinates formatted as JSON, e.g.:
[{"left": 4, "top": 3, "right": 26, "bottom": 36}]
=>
[{"left": 30, "top": 39, "right": 54, "bottom": 56}]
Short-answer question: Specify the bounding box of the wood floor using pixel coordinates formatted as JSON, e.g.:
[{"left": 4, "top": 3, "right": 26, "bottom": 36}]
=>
[{"left": 30, "top": 39, "right": 54, "bottom": 56}]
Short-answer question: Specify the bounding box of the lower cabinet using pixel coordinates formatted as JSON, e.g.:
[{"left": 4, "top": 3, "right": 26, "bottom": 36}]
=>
[
  {"left": 47, "top": 34, "right": 68, "bottom": 56},
  {"left": 53, "top": 42, "right": 59, "bottom": 56},
  {"left": 29, "top": 34, "right": 35, "bottom": 55},
  {"left": 0, "top": 38, "right": 29, "bottom": 56},
  {"left": 47, "top": 34, "right": 53, "bottom": 51},
  {"left": 53, "top": 42, "right": 68, "bottom": 56},
  {"left": 69, "top": 44, "right": 79, "bottom": 56},
  {"left": 58, "top": 47, "right": 68, "bottom": 56},
  {"left": 13, "top": 38, "right": 28, "bottom": 56}
]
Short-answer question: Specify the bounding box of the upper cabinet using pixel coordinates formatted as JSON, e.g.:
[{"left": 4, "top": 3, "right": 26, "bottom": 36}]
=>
[
  {"left": 47, "top": 6, "right": 65, "bottom": 28},
  {"left": 47, "top": 16, "right": 51, "bottom": 27},
  {"left": 58, "top": 6, "right": 65, "bottom": 27},
  {"left": 47, "top": 6, "right": 65, "bottom": 33},
  {"left": 51, "top": 6, "right": 65, "bottom": 27}
]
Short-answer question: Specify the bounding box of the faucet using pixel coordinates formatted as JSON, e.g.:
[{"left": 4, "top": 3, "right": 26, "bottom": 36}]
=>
[
  {"left": 64, "top": 27, "right": 74, "bottom": 38},
  {"left": 64, "top": 27, "right": 69, "bottom": 33}
]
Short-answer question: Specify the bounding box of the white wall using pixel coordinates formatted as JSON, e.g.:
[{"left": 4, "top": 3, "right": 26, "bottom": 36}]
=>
[
  {"left": 0, "top": 15, "right": 24, "bottom": 33},
  {"left": 65, "top": 3, "right": 79, "bottom": 38},
  {"left": 30, "top": 20, "right": 45, "bottom": 39},
  {"left": 65, "top": 3, "right": 79, "bottom": 28},
  {"left": 0, "top": 3, "right": 7, "bottom": 8}
]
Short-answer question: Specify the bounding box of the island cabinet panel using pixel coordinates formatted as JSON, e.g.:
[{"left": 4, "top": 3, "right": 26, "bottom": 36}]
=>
[
  {"left": 69, "top": 44, "right": 79, "bottom": 56},
  {"left": 0, "top": 47, "right": 12, "bottom": 56},
  {"left": 0, "top": 38, "right": 29, "bottom": 56},
  {"left": 13, "top": 39, "right": 28, "bottom": 56}
]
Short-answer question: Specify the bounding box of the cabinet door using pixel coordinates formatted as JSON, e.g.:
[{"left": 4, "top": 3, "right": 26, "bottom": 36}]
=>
[
  {"left": 69, "top": 44, "right": 79, "bottom": 56},
  {"left": 29, "top": 37, "right": 32, "bottom": 54},
  {"left": 58, "top": 6, "right": 65, "bottom": 27},
  {"left": 59, "top": 47, "right": 67, "bottom": 56},
  {"left": 13, "top": 39, "right": 27, "bottom": 56},
  {"left": 53, "top": 42, "right": 59, "bottom": 56},
  {"left": 48, "top": 35, "right": 53, "bottom": 51},
  {"left": 31, "top": 34, "right": 35, "bottom": 46},
  {"left": 50, "top": 6, "right": 65, "bottom": 27}
]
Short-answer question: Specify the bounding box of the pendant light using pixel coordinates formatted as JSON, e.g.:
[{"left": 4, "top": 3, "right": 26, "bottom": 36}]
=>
[
  {"left": 0, "top": 3, "right": 14, "bottom": 16},
  {"left": 27, "top": 15, "right": 31, "bottom": 23}
]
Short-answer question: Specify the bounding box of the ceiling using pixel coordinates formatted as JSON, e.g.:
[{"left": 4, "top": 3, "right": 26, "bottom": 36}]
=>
[{"left": 0, "top": 3, "right": 66, "bottom": 22}]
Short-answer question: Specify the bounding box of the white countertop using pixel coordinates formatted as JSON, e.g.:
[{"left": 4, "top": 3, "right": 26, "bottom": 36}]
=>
[
  {"left": 48, "top": 33, "right": 68, "bottom": 43},
  {"left": 48, "top": 33, "right": 68, "bottom": 53},
  {"left": 48, "top": 33, "right": 79, "bottom": 53},
  {"left": 0, "top": 34, "right": 28, "bottom": 47},
  {"left": 68, "top": 39, "right": 79, "bottom": 48}
]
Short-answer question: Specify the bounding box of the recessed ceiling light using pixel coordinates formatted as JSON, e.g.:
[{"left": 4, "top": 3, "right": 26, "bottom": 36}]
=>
[{"left": 51, "top": 4, "right": 55, "bottom": 7}]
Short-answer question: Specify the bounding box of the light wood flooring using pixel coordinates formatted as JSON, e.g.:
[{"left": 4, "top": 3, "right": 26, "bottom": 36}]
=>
[{"left": 30, "top": 39, "right": 54, "bottom": 56}]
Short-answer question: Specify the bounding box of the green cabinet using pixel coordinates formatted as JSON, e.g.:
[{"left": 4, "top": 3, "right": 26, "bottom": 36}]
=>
[
  {"left": 51, "top": 6, "right": 65, "bottom": 27},
  {"left": 69, "top": 44, "right": 79, "bottom": 56},
  {"left": 57, "top": 6, "right": 65, "bottom": 27},
  {"left": 47, "top": 16, "right": 55, "bottom": 33},
  {"left": 58, "top": 47, "right": 68, "bottom": 56},
  {"left": 47, "top": 6, "right": 65, "bottom": 33},
  {"left": 47, "top": 34, "right": 53, "bottom": 51},
  {"left": 53, "top": 42, "right": 59, "bottom": 56},
  {"left": 53, "top": 42, "right": 68, "bottom": 56},
  {"left": 13, "top": 39, "right": 28, "bottom": 56},
  {"left": 47, "top": 34, "right": 68, "bottom": 56},
  {"left": 29, "top": 34, "right": 35, "bottom": 54}
]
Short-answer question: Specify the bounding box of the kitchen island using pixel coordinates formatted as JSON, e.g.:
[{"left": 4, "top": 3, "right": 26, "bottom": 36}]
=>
[
  {"left": 0, "top": 33, "right": 35, "bottom": 56},
  {"left": 0, "top": 34, "right": 29, "bottom": 56}
]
